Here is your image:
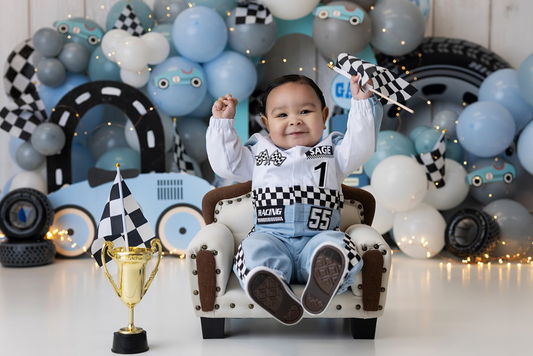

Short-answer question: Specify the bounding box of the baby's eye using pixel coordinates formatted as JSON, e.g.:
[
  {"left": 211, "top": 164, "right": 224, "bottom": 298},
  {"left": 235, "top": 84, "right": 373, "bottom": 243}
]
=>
[
  {"left": 300, "top": 110, "right": 312, "bottom": 114},
  {"left": 276, "top": 113, "right": 287, "bottom": 118}
]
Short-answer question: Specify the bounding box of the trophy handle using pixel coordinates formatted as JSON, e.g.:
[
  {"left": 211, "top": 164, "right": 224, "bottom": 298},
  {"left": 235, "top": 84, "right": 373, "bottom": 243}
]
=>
[
  {"left": 143, "top": 238, "right": 162, "bottom": 297},
  {"left": 102, "top": 240, "right": 122, "bottom": 298}
]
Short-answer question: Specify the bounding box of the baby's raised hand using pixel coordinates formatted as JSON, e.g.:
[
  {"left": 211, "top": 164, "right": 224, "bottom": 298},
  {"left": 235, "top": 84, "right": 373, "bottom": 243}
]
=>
[
  {"left": 212, "top": 94, "right": 238, "bottom": 119},
  {"left": 350, "top": 75, "right": 373, "bottom": 101}
]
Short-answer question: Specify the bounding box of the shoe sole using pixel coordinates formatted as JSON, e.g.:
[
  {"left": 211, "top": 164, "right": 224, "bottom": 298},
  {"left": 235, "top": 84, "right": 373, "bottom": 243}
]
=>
[
  {"left": 247, "top": 271, "right": 303, "bottom": 325},
  {"left": 302, "top": 245, "right": 346, "bottom": 315}
]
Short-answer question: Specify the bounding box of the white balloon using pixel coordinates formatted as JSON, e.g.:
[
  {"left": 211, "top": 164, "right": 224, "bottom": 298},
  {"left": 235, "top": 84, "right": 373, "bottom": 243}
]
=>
[
  {"left": 361, "top": 185, "right": 394, "bottom": 234},
  {"left": 115, "top": 36, "right": 148, "bottom": 72},
  {"left": 120, "top": 66, "right": 150, "bottom": 88},
  {"left": 141, "top": 31, "right": 170, "bottom": 65},
  {"left": 101, "top": 29, "right": 130, "bottom": 63},
  {"left": 371, "top": 155, "right": 427, "bottom": 212},
  {"left": 262, "top": 0, "right": 321, "bottom": 20},
  {"left": 423, "top": 159, "right": 470, "bottom": 211},
  {"left": 9, "top": 171, "right": 47, "bottom": 194},
  {"left": 393, "top": 203, "right": 446, "bottom": 259}
]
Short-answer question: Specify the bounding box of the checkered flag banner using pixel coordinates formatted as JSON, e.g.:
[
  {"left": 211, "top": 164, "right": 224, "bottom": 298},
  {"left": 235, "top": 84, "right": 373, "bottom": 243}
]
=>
[
  {"left": 335, "top": 53, "right": 417, "bottom": 105},
  {"left": 3, "top": 39, "right": 40, "bottom": 100},
  {"left": 0, "top": 91, "right": 47, "bottom": 140},
  {"left": 91, "top": 169, "right": 156, "bottom": 274},
  {"left": 235, "top": 2, "right": 273, "bottom": 25},
  {"left": 415, "top": 131, "right": 446, "bottom": 189},
  {"left": 113, "top": 3, "right": 145, "bottom": 36},
  {"left": 173, "top": 122, "right": 197, "bottom": 175}
]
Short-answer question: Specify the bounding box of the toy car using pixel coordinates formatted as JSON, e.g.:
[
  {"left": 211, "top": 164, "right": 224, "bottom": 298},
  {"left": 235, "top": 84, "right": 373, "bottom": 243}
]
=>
[
  {"left": 54, "top": 19, "right": 103, "bottom": 47},
  {"left": 312, "top": 5, "right": 365, "bottom": 25},
  {"left": 153, "top": 68, "right": 203, "bottom": 89},
  {"left": 466, "top": 162, "right": 516, "bottom": 187}
]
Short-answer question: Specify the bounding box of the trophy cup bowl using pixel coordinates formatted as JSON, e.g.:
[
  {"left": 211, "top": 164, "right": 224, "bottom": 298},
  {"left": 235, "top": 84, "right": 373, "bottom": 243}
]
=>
[{"left": 102, "top": 238, "right": 162, "bottom": 354}]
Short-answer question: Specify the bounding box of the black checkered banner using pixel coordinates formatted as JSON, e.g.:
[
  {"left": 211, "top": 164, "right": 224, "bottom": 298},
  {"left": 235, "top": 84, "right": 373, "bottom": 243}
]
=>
[
  {"left": 335, "top": 53, "right": 417, "bottom": 105},
  {"left": 415, "top": 131, "right": 446, "bottom": 189},
  {"left": 91, "top": 169, "right": 156, "bottom": 274},
  {"left": 253, "top": 185, "right": 343, "bottom": 211},
  {"left": 235, "top": 2, "right": 273, "bottom": 25},
  {"left": 3, "top": 39, "right": 40, "bottom": 100},
  {"left": 113, "top": 3, "right": 145, "bottom": 36},
  {"left": 0, "top": 91, "right": 47, "bottom": 140},
  {"left": 173, "top": 122, "right": 197, "bottom": 175}
]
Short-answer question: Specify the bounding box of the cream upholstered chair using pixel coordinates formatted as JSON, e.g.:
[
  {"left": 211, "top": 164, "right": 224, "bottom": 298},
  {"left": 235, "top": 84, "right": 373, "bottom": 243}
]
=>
[{"left": 186, "top": 181, "right": 391, "bottom": 339}]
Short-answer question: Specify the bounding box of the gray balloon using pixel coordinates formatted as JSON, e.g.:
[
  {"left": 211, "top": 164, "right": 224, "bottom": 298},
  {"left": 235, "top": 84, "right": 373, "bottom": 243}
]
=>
[
  {"left": 15, "top": 141, "right": 46, "bottom": 170},
  {"left": 369, "top": 0, "right": 425, "bottom": 56},
  {"left": 33, "top": 27, "right": 64, "bottom": 57},
  {"left": 226, "top": 8, "right": 278, "bottom": 57},
  {"left": 30, "top": 122, "right": 66, "bottom": 156},
  {"left": 467, "top": 158, "right": 517, "bottom": 204},
  {"left": 58, "top": 42, "right": 89, "bottom": 73},
  {"left": 483, "top": 199, "right": 533, "bottom": 257},
  {"left": 312, "top": 1, "right": 372, "bottom": 61},
  {"left": 89, "top": 125, "right": 129, "bottom": 161},
  {"left": 153, "top": 0, "right": 188, "bottom": 24},
  {"left": 36, "top": 57, "right": 66, "bottom": 87}
]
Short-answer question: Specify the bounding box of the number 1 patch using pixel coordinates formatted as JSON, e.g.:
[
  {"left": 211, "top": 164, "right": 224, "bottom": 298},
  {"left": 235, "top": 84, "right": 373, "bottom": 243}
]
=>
[{"left": 308, "top": 207, "right": 332, "bottom": 230}]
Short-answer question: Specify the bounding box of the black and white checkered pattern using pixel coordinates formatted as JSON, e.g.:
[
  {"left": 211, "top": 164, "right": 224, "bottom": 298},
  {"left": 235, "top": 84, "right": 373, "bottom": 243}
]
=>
[
  {"left": 343, "top": 234, "right": 362, "bottom": 271},
  {"left": 113, "top": 3, "right": 145, "bottom": 36},
  {"left": 255, "top": 149, "right": 287, "bottom": 166},
  {"left": 91, "top": 170, "right": 156, "bottom": 275},
  {"left": 234, "top": 243, "right": 250, "bottom": 281},
  {"left": 3, "top": 39, "right": 39, "bottom": 100},
  {"left": 253, "top": 186, "right": 343, "bottom": 210},
  {"left": 336, "top": 53, "right": 417, "bottom": 105},
  {"left": 173, "top": 123, "right": 197, "bottom": 175},
  {"left": 235, "top": 2, "right": 273, "bottom": 25},
  {"left": 415, "top": 131, "right": 446, "bottom": 188},
  {"left": 253, "top": 186, "right": 293, "bottom": 207},
  {"left": 0, "top": 91, "right": 47, "bottom": 140}
]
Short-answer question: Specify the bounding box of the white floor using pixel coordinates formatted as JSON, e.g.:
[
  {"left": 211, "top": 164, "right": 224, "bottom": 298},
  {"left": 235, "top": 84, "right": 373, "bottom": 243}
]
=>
[{"left": 0, "top": 251, "right": 531, "bottom": 356}]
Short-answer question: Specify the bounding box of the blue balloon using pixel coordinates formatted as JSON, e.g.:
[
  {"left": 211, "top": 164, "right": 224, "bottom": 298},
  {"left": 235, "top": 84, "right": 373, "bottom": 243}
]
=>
[
  {"left": 409, "top": 125, "right": 432, "bottom": 142},
  {"left": 363, "top": 130, "right": 416, "bottom": 178},
  {"left": 172, "top": 6, "right": 228, "bottom": 63},
  {"left": 95, "top": 147, "right": 141, "bottom": 171},
  {"left": 203, "top": 50, "right": 258, "bottom": 102},
  {"left": 53, "top": 18, "right": 104, "bottom": 53},
  {"left": 518, "top": 52, "right": 533, "bottom": 108},
  {"left": 38, "top": 72, "right": 90, "bottom": 116},
  {"left": 71, "top": 142, "right": 95, "bottom": 183},
  {"left": 176, "top": 118, "right": 208, "bottom": 163},
  {"left": 414, "top": 128, "right": 441, "bottom": 154},
  {"left": 9, "top": 136, "right": 25, "bottom": 163},
  {"left": 456, "top": 101, "right": 515, "bottom": 158},
  {"left": 479, "top": 68, "right": 533, "bottom": 133},
  {"left": 147, "top": 56, "right": 207, "bottom": 117},
  {"left": 89, "top": 124, "right": 129, "bottom": 161},
  {"left": 151, "top": 24, "right": 179, "bottom": 57},
  {"left": 432, "top": 110, "right": 458, "bottom": 138},
  {"left": 446, "top": 139, "right": 465, "bottom": 163},
  {"left": 190, "top": 0, "right": 236, "bottom": 18},
  {"left": 106, "top": 0, "right": 154, "bottom": 32},
  {"left": 517, "top": 120, "right": 533, "bottom": 175},
  {"left": 187, "top": 92, "right": 214, "bottom": 119},
  {"left": 88, "top": 46, "right": 121, "bottom": 82}
]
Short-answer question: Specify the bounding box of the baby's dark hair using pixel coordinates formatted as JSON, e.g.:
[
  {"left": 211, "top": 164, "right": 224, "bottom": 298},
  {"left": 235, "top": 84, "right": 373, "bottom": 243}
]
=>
[{"left": 259, "top": 75, "right": 326, "bottom": 116}]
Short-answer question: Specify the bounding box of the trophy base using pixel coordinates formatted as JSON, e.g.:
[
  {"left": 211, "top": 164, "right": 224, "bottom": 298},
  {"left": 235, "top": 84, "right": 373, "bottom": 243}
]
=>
[{"left": 112, "top": 330, "right": 149, "bottom": 354}]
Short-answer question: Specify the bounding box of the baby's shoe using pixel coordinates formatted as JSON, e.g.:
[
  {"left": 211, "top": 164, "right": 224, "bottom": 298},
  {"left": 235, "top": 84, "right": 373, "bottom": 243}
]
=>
[
  {"left": 245, "top": 267, "right": 303, "bottom": 325},
  {"left": 302, "top": 243, "right": 348, "bottom": 315}
]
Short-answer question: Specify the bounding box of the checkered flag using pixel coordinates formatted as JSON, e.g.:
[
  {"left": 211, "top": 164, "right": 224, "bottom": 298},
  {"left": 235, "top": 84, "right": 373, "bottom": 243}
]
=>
[
  {"left": 415, "top": 131, "right": 446, "bottom": 189},
  {"left": 335, "top": 53, "right": 417, "bottom": 105},
  {"left": 113, "top": 3, "right": 145, "bottom": 36},
  {"left": 91, "top": 168, "right": 156, "bottom": 275},
  {"left": 0, "top": 91, "right": 47, "bottom": 140},
  {"left": 235, "top": 2, "right": 273, "bottom": 25},
  {"left": 3, "top": 39, "right": 40, "bottom": 100},
  {"left": 173, "top": 122, "right": 197, "bottom": 175}
]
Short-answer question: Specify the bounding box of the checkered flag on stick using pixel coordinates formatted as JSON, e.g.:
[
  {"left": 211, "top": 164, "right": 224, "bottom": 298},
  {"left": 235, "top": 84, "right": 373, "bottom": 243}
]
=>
[
  {"left": 0, "top": 91, "right": 47, "bottom": 140},
  {"left": 415, "top": 130, "right": 446, "bottom": 189},
  {"left": 331, "top": 53, "right": 417, "bottom": 113},
  {"left": 91, "top": 165, "right": 156, "bottom": 275},
  {"left": 173, "top": 120, "right": 197, "bottom": 175},
  {"left": 113, "top": 3, "right": 145, "bottom": 36},
  {"left": 235, "top": 2, "right": 274, "bottom": 25}
]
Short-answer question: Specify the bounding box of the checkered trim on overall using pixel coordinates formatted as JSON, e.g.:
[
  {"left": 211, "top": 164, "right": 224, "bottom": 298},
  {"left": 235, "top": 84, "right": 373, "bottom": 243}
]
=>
[
  {"left": 343, "top": 234, "right": 362, "bottom": 271},
  {"left": 235, "top": 2, "right": 273, "bottom": 25},
  {"left": 253, "top": 186, "right": 343, "bottom": 210},
  {"left": 113, "top": 3, "right": 145, "bottom": 36},
  {"left": 234, "top": 243, "right": 250, "bottom": 282}
]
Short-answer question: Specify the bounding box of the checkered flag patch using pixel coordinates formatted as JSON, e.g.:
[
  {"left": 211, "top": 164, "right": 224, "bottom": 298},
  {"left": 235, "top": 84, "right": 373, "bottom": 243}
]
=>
[
  {"left": 113, "top": 3, "right": 145, "bottom": 36},
  {"left": 255, "top": 149, "right": 287, "bottom": 166},
  {"left": 173, "top": 124, "right": 197, "bottom": 175},
  {"left": 293, "top": 186, "right": 343, "bottom": 211},
  {"left": 415, "top": 131, "right": 446, "bottom": 189},
  {"left": 336, "top": 53, "right": 417, "bottom": 105},
  {"left": 91, "top": 171, "right": 156, "bottom": 275},
  {"left": 3, "top": 39, "right": 40, "bottom": 100},
  {"left": 343, "top": 234, "right": 362, "bottom": 271},
  {"left": 0, "top": 91, "right": 47, "bottom": 140},
  {"left": 235, "top": 2, "right": 273, "bottom": 25},
  {"left": 234, "top": 243, "right": 250, "bottom": 282}
]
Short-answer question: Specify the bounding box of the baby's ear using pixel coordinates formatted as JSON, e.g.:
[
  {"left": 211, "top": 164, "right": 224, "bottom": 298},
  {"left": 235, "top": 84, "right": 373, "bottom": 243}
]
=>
[
  {"left": 322, "top": 106, "right": 329, "bottom": 126},
  {"left": 260, "top": 115, "right": 269, "bottom": 131}
]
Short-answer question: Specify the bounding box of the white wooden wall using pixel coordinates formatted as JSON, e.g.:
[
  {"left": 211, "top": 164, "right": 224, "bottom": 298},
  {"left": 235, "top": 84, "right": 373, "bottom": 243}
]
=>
[{"left": 1, "top": 0, "right": 533, "bottom": 194}]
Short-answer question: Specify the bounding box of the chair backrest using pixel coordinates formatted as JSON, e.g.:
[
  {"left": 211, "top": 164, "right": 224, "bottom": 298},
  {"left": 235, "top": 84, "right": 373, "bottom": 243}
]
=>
[{"left": 201, "top": 181, "right": 376, "bottom": 247}]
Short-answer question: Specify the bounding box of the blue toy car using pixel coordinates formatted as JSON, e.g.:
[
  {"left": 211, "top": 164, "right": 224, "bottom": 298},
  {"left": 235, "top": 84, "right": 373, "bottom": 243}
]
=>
[
  {"left": 153, "top": 68, "right": 203, "bottom": 89},
  {"left": 54, "top": 19, "right": 103, "bottom": 47},
  {"left": 313, "top": 5, "right": 365, "bottom": 25},
  {"left": 466, "top": 162, "right": 516, "bottom": 187}
]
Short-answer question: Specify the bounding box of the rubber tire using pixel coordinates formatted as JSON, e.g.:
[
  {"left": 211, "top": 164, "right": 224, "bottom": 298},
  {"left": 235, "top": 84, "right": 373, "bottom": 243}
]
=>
[
  {"left": 376, "top": 37, "right": 511, "bottom": 121},
  {"left": 0, "top": 240, "right": 56, "bottom": 267},
  {"left": 0, "top": 188, "right": 54, "bottom": 242},
  {"left": 445, "top": 208, "right": 499, "bottom": 258}
]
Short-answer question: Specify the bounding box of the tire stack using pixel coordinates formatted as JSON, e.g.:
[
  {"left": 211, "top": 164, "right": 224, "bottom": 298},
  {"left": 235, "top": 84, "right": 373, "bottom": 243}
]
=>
[{"left": 0, "top": 188, "right": 56, "bottom": 267}]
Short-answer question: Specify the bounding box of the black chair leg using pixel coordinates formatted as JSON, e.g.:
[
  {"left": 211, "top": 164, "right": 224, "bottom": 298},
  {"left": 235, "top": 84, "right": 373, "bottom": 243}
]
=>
[
  {"left": 200, "top": 317, "right": 225, "bottom": 339},
  {"left": 350, "top": 318, "right": 377, "bottom": 339}
]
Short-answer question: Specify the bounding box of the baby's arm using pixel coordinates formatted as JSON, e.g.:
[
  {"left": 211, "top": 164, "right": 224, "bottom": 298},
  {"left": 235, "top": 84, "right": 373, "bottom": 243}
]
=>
[
  {"left": 350, "top": 75, "right": 373, "bottom": 101},
  {"left": 212, "top": 94, "right": 239, "bottom": 119}
]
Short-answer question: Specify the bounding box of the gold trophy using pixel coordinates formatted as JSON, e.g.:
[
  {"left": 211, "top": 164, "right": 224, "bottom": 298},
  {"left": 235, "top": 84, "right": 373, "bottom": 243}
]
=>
[{"left": 102, "top": 238, "right": 162, "bottom": 354}]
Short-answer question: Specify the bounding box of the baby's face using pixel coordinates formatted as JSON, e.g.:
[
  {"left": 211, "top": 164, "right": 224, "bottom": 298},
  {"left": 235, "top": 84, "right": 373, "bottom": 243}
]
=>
[{"left": 261, "top": 82, "right": 328, "bottom": 150}]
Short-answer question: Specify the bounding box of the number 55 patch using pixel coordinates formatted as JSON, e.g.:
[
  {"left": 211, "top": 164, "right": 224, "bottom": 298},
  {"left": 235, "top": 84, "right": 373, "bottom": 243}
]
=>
[{"left": 308, "top": 207, "right": 332, "bottom": 230}]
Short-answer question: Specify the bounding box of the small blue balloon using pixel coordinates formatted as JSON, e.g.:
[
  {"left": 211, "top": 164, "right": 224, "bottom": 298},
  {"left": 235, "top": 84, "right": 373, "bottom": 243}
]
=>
[
  {"left": 479, "top": 68, "right": 533, "bottom": 133},
  {"left": 71, "top": 142, "right": 95, "bottom": 183},
  {"left": 432, "top": 110, "right": 458, "bottom": 138},
  {"left": 176, "top": 118, "right": 208, "bottom": 163},
  {"left": 89, "top": 124, "right": 129, "bottom": 161},
  {"left": 172, "top": 6, "right": 228, "bottom": 63},
  {"left": 203, "top": 50, "right": 258, "bottom": 102},
  {"left": 363, "top": 130, "right": 416, "bottom": 178},
  {"left": 446, "top": 139, "right": 465, "bottom": 163},
  {"left": 95, "top": 147, "right": 141, "bottom": 171},
  {"left": 517, "top": 120, "right": 533, "bottom": 175},
  {"left": 106, "top": 0, "right": 154, "bottom": 32},
  {"left": 153, "top": 0, "right": 188, "bottom": 24},
  {"left": 409, "top": 125, "right": 431, "bottom": 142},
  {"left": 88, "top": 46, "right": 121, "bottom": 82},
  {"left": 151, "top": 24, "right": 179, "bottom": 57},
  {"left": 414, "top": 128, "right": 441, "bottom": 154},
  {"left": 456, "top": 101, "right": 515, "bottom": 158}
]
